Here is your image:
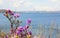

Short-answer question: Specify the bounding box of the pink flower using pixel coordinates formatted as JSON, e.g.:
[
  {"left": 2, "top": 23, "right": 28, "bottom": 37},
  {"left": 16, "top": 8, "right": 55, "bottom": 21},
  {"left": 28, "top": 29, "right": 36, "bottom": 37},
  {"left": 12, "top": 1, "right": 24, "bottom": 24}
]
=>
[
  {"left": 17, "top": 26, "right": 23, "bottom": 30},
  {"left": 6, "top": 10, "right": 14, "bottom": 15},
  {"left": 27, "top": 31, "right": 32, "bottom": 35},
  {"left": 14, "top": 13, "right": 20, "bottom": 18},
  {"left": 24, "top": 25, "right": 29, "bottom": 30},
  {"left": 16, "top": 30, "right": 20, "bottom": 34},
  {"left": 26, "top": 19, "right": 31, "bottom": 24},
  {"left": 5, "top": 35, "right": 8, "bottom": 38},
  {"left": 6, "top": 10, "right": 11, "bottom": 13},
  {"left": 17, "top": 26, "right": 24, "bottom": 32},
  {"left": 33, "top": 36, "right": 37, "bottom": 38},
  {"left": 10, "top": 30, "right": 12, "bottom": 34}
]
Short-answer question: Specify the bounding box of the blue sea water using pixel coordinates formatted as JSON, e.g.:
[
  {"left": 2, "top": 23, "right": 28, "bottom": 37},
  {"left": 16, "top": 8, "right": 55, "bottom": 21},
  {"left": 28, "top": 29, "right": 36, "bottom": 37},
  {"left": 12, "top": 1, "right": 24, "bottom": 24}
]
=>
[{"left": 0, "top": 12, "right": 60, "bottom": 36}]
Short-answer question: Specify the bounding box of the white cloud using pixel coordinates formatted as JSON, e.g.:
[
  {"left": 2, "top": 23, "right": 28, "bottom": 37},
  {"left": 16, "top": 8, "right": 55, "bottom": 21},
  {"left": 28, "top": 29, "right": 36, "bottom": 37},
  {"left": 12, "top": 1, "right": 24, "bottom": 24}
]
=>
[
  {"left": 0, "top": 0, "right": 60, "bottom": 11},
  {"left": 33, "top": 6, "right": 51, "bottom": 11},
  {"left": 12, "top": 0, "right": 25, "bottom": 8},
  {"left": 11, "top": 0, "right": 60, "bottom": 11},
  {"left": 4, "top": 0, "right": 25, "bottom": 8},
  {"left": 51, "top": 0, "right": 58, "bottom": 2},
  {"left": 13, "top": 2, "right": 20, "bottom": 8},
  {"left": 13, "top": 2, "right": 28, "bottom": 8},
  {"left": 50, "top": 0, "right": 60, "bottom": 11},
  {"left": 49, "top": 0, "right": 60, "bottom": 3},
  {"left": 23, "top": 2, "right": 32, "bottom": 7},
  {"left": 32, "top": 5, "right": 60, "bottom": 11},
  {"left": 11, "top": 0, "right": 33, "bottom": 11}
]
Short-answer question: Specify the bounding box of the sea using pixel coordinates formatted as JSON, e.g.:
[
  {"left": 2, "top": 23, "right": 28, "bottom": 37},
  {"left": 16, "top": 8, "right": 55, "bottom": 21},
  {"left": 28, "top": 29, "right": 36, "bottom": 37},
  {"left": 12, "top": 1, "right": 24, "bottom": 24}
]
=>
[{"left": 0, "top": 12, "right": 60, "bottom": 38}]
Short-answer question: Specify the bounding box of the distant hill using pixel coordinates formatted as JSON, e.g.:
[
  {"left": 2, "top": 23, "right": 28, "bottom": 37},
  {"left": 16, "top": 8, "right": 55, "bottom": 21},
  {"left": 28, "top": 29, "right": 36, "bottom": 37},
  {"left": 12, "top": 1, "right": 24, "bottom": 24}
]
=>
[
  {"left": 0, "top": 9, "right": 60, "bottom": 13},
  {"left": 0, "top": 9, "right": 15, "bottom": 13},
  {"left": 0, "top": 9, "right": 6, "bottom": 13}
]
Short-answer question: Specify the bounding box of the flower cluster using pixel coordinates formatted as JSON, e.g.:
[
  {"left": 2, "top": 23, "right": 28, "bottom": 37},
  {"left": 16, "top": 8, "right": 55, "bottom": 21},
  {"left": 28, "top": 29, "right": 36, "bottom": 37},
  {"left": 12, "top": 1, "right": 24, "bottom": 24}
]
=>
[
  {"left": 15, "top": 25, "right": 32, "bottom": 38},
  {"left": 4, "top": 10, "right": 20, "bottom": 18},
  {"left": 3, "top": 10, "right": 32, "bottom": 38}
]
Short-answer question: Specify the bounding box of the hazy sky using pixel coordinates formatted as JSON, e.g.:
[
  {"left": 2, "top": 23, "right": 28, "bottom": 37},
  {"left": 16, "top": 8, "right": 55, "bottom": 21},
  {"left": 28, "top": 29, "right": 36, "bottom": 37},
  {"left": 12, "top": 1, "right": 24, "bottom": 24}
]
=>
[{"left": 0, "top": 0, "right": 60, "bottom": 11}]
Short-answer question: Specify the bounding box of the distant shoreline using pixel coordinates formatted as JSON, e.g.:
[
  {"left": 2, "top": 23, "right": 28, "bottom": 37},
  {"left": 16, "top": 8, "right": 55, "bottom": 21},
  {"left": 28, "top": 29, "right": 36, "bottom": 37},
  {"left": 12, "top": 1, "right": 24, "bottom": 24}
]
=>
[{"left": 0, "top": 9, "right": 60, "bottom": 13}]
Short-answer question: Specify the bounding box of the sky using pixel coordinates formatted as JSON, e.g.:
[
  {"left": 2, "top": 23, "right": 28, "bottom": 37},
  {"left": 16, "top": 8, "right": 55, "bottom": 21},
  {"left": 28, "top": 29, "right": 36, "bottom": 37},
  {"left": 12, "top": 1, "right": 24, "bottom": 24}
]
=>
[{"left": 0, "top": 0, "right": 60, "bottom": 11}]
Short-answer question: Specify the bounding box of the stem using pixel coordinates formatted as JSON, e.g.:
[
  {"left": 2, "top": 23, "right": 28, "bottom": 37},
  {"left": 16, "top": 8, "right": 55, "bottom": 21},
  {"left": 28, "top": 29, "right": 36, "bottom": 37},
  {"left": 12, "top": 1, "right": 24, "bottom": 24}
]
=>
[
  {"left": 7, "top": 16, "right": 14, "bottom": 34},
  {"left": 8, "top": 17, "right": 13, "bottom": 28}
]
